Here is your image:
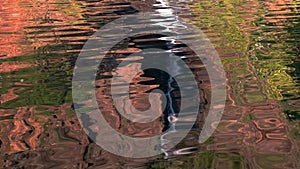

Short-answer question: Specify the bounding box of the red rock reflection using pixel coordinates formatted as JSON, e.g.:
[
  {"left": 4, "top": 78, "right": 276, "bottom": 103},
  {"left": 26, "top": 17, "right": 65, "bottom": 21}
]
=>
[
  {"left": 95, "top": 60, "right": 163, "bottom": 138},
  {"left": 0, "top": 62, "right": 32, "bottom": 73},
  {"left": 0, "top": 0, "right": 28, "bottom": 59},
  {"left": 0, "top": 89, "right": 18, "bottom": 104},
  {"left": 0, "top": 0, "right": 85, "bottom": 59}
]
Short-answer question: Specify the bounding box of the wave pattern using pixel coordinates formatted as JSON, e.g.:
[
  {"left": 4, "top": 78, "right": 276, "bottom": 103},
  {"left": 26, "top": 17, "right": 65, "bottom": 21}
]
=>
[{"left": 0, "top": 0, "right": 300, "bottom": 168}]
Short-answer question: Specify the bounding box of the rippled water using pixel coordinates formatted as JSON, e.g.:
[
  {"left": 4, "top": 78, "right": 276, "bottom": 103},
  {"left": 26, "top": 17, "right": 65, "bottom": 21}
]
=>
[{"left": 0, "top": 0, "right": 300, "bottom": 168}]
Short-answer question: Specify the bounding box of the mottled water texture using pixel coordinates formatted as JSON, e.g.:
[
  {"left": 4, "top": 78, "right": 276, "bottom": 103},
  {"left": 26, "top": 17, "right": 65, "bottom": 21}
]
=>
[{"left": 0, "top": 0, "right": 300, "bottom": 168}]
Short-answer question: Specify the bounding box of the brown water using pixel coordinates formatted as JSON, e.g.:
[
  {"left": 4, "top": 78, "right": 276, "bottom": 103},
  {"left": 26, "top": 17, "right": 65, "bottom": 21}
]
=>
[{"left": 0, "top": 0, "right": 300, "bottom": 168}]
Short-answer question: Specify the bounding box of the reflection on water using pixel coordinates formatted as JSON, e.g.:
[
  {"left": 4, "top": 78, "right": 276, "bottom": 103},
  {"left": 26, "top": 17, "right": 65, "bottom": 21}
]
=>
[
  {"left": 187, "top": 0, "right": 300, "bottom": 168},
  {"left": 0, "top": 0, "right": 299, "bottom": 168}
]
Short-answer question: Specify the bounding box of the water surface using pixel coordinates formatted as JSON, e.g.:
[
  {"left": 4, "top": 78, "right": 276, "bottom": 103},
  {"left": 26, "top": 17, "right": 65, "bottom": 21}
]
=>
[{"left": 0, "top": 0, "right": 300, "bottom": 168}]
